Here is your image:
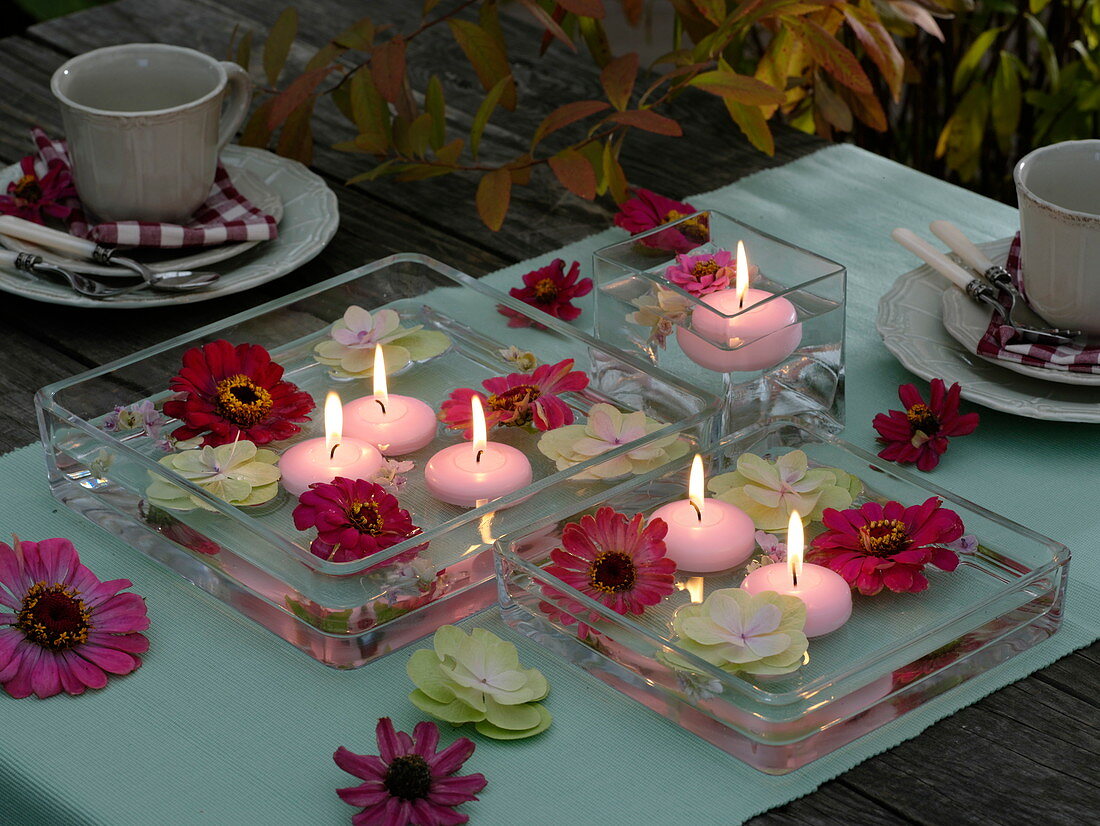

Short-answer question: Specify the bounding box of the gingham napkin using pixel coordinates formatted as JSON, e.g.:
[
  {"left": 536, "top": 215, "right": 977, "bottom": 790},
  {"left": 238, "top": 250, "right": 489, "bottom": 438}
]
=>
[
  {"left": 27, "top": 128, "right": 277, "bottom": 248},
  {"left": 975, "top": 233, "right": 1100, "bottom": 374}
]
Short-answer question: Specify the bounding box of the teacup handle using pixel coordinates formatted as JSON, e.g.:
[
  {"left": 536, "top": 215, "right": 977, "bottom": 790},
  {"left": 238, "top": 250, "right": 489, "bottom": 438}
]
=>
[{"left": 216, "top": 61, "right": 253, "bottom": 151}]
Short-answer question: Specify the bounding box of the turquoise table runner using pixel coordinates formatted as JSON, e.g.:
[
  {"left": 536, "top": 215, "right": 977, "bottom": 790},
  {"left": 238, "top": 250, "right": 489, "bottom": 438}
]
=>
[{"left": 2, "top": 145, "right": 1097, "bottom": 825}]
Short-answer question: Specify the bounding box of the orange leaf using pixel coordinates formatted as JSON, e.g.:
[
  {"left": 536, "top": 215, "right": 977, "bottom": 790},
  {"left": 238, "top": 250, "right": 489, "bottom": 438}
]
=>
[
  {"left": 549, "top": 148, "right": 597, "bottom": 199},
  {"left": 267, "top": 66, "right": 337, "bottom": 131},
  {"left": 517, "top": 0, "right": 576, "bottom": 51},
  {"left": 276, "top": 96, "right": 315, "bottom": 165},
  {"left": 786, "top": 17, "right": 872, "bottom": 94},
  {"left": 689, "top": 69, "right": 786, "bottom": 106},
  {"left": 620, "top": 0, "right": 643, "bottom": 26},
  {"left": 448, "top": 19, "right": 517, "bottom": 111},
  {"left": 477, "top": 168, "right": 512, "bottom": 231},
  {"left": 371, "top": 36, "right": 407, "bottom": 104},
  {"left": 609, "top": 109, "right": 683, "bottom": 136},
  {"left": 601, "top": 53, "right": 639, "bottom": 111},
  {"left": 842, "top": 6, "right": 904, "bottom": 101},
  {"left": 531, "top": 100, "right": 612, "bottom": 148},
  {"left": 556, "top": 0, "right": 606, "bottom": 18}
]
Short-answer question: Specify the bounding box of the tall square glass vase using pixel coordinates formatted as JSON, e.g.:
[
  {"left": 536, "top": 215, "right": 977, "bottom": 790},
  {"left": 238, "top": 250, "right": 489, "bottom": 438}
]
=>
[{"left": 593, "top": 211, "right": 846, "bottom": 436}]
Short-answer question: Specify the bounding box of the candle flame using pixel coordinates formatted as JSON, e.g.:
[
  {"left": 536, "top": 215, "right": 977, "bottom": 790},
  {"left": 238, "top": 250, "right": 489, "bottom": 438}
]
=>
[
  {"left": 788, "top": 509, "right": 804, "bottom": 587},
  {"left": 471, "top": 395, "right": 487, "bottom": 462},
  {"left": 735, "top": 240, "right": 749, "bottom": 307},
  {"left": 688, "top": 454, "right": 706, "bottom": 521},
  {"left": 324, "top": 391, "right": 343, "bottom": 455},
  {"left": 373, "top": 346, "right": 389, "bottom": 407}
]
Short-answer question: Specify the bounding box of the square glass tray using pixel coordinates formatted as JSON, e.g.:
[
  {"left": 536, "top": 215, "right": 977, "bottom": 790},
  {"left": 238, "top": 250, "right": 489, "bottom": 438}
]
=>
[
  {"left": 37, "top": 254, "right": 720, "bottom": 668},
  {"left": 495, "top": 421, "right": 1068, "bottom": 773}
]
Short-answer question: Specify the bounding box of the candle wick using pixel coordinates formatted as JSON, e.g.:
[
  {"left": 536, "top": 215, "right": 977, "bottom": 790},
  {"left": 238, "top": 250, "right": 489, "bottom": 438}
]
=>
[
  {"left": 690, "top": 500, "right": 702, "bottom": 521},
  {"left": 739, "top": 294, "right": 745, "bottom": 310},
  {"left": 792, "top": 570, "right": 798, "bottom": 587},
  {"left": 375, "top": 398, "right": 387, "bottom": 415},
  {"left": 329, "top": 442, "right": 339, "bottom": 460},
  {"left": 476, "top": 448, "right": 484, "bottom": 463}
]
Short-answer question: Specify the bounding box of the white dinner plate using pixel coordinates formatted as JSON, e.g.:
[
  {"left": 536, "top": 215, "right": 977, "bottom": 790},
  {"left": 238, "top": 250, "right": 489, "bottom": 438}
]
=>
[
  {"left": 0, "top": 145, "right": 337, "bottom": 308},
  {"left": 877, "top": 237, "right": 1100, "bottom": 422}
]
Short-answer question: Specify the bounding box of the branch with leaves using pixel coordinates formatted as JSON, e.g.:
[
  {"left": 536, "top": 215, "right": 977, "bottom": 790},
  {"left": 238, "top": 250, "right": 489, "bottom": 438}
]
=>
[{"left": 232, "top": 0, "right": 948, "bottom": 230}]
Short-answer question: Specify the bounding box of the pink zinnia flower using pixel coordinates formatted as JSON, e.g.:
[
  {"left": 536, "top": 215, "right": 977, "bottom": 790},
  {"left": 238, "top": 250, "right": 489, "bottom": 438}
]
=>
[
  {"left": 497, "top": 258, "right": 593, "bottom": 328},
  {"left": 164, "top": 339, "right": 315, "bottom": 447},
  {"left": 614, "top": 188, "right": 709, "bottom": 253},
  {"left": 293, "top": 478, "right": 426, "bottom": 567},
  {"left": 334, "top": 717, "right": 486, "bottom": 826},
  {"left": 0, "top": 155, "right": 79, "bottom": 224},
  {"left": 440, "top": 358, "right": 589, "bottom": 437},
  {"left": 541, "top": 507, "right": 676, "bottom": 638},
  {"left": 0, "top": 537, "right": 149, "bottom": 699},
  {"left": 663, "top": 249, "right": 735, "bottom": 296},
  {"left": 873, "top": 379, "right": 979, "bottom": 471},
  {"left": 807, "top": 497, "right": 964, "bottom": 596}
]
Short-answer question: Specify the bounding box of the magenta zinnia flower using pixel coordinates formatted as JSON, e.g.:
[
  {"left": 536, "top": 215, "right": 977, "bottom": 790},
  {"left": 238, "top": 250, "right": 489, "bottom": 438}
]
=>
[
  {"left": 497, "top": 258, "right": 593, "bottom": 328},
  {"left": 163, "top": 339, "right": 316, "bottom": 448},
  {"left": 0, "top": 537, "right": 149, "bottom": 699},
  {"left": 440, "top": 358, "right": 589, "bottom": 437},
  {"left": 873, "top": 379, "right": 979, "bottom": 471},
  {"left": 614, "top": 188, "right": 708, "bottom": 253},
  {"left": 663, "top": 249, "right": 735, "bottom": 297},
  {"left": 0, "top": 155, "right": 79, "bottom": 224},
  {"left": 541, "top": 507, "right": 676, "bottom": 638},
  {"left": 293, "top": 478, "right": 426, "bottom": 567},
  {"left": 334, "top": 717, "right": 487, "bottom": 826},
  {"left": 807, "top": 497, "right": 964, "bottom": 596}
]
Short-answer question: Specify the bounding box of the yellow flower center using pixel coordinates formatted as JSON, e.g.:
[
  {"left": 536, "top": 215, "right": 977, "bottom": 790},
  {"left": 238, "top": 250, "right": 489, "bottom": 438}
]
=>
[
  {"left": 533, "top": 277, "right": 559, "bottom": 300},
  {"left": 858, "top": 519, "right": 911, "bottom": 556},
  {"left": 588, "top": 551, "right": 637, "bottom": 593},
  {"left": 214, "top": 374, "right": 273, "bottom": 428},
  {"left": 486, "top": 385, "right": 541, "bottom": 427},
  {"left": 16, "top": 582, "right": 92, "bottom": 651},
  {"left": 905, "top": 403, "right": 939, "bottom": 435},
  {"left": 690, "top": 259, "right": 719, "bottom": 277},
  {"left": 347, "top": 501, "right": 384, "bottom": 535},
  {"left": 12, "top": 173, "right": 42, "bottom": 203}
]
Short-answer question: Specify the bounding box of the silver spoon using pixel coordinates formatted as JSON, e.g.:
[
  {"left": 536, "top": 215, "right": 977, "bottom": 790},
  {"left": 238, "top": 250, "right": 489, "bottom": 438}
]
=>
[
  {"left": 0, "top": 249, "right": 129, "bottom": 298},
  {"left": 0, "top": 215, "right": 219, "bottom": 293}
]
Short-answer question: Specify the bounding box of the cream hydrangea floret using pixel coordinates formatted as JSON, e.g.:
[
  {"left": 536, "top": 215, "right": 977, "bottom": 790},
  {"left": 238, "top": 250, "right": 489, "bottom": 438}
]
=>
[
  {"left": 537, "top": 402, "right": 689, "bottom": 480},
  {"left": 145, "top": 440, "right": 281, "bottom": 511},
  {"left": 708, "top": 449, "right": 863, "bottom": 531},
  {"left": 313, "top": 306, "right": 451, "bottom": 379}
]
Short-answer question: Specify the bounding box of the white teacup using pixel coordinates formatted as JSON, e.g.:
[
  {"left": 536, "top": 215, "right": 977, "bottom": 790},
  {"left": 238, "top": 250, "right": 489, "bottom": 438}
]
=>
[
  {"left": 51, "top": 43, "right": 251, "bottom": 223},
  {"left": 1014, "top": 140, "right": 1100, "bottom": 335}
]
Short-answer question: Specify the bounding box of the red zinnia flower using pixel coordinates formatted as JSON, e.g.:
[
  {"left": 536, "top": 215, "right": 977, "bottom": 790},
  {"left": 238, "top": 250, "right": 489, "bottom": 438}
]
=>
[
  {"left": 497, "top": 258, "right": 593, "bottom": 328},
  {"left": 613, "top": 188, "right": 709, "bottom": 253},
  {"left": 541, "top": 507, "right": 676, "bottom": 638},
  {"left": 440, "top": 358, "right": 589, "bottom": 437},
  {"left": 0, "top": 537, "right": 149, "bottom": 699},
  {"left": 334, "top": 717, "right": 487, "bottom": 826},
  {"left": 163, "top": 339, "right": 315, "bottom": 447},
  {"left": 293, "top": 478, "right": 426, "bottom": 567},
  {"left": 807, "top": 497, "right": 964, "bottom": 596},
  {"left": 873, "top": 379, "right": 979, "bottom": 471},
  {"left": 0, "top": 155, "right": 79, "bottom": 224}
]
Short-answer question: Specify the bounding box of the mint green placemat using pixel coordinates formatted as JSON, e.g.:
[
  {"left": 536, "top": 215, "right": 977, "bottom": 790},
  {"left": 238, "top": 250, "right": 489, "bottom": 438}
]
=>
[{"left": 2, "top": 145, "right": 1097, "bottom": 826}]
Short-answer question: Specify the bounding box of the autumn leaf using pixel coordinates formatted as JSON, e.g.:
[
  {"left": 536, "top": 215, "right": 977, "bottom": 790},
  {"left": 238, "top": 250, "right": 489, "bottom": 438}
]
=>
[
  {"left": 435, "top": 137, "right": 464, "bottom": 165},
  {"left": 477, "top": 168, "right": 512, "bottom": 231},
  {"left": 609, "top": 109, "right": 683, "bottom": 136},
  {"left": 240, "top": 99, "right": 275, "bottom": 149},
  {"left": 722, "top": 99, "right": 775, "bottom": 155},
  {"left": 578, "top": 16, "right": 612, "bottom": 67},
  {"left": 841, "top": 6, "right": 904, "bottom": 101},
  {"left": 549, "top": 148, "right": 597, "bottom": 199},
  {"left": 785, "top": 16, "right": 873, "bottom": 95},
  {"left": 517, "top": 0, "right": 576, "bottom": 51},
  {"left": 531, "top": 100, "right": 611, "bottom": 148},
  {"left": 557, "top": 0, "right": 606, "bottom": 18},
  {"left": 601, "top": 53, "right": 639, "bottom": 110},
  {"left": 425, "top": 75, "right": 446, "bottom": 150},
  {"left": 689, "top": 69, "right": 786, "bottom": 106},
  {"left": 471, "top": 75, "right": 511, "bottom": 159},
  {"left": 813, "top": 75, "right": 852, "bottom": 132},
  {"left": 689, "top": 0, "right": 726, "bottom": 26},
  {"left": 449, "top": 19, "right": 517, "bottom": 110},
  {"left": 276, "top": 95, "right": 315, "bottom": 164},
  {"left": 349, "top": 67, "right": 391, "bottom": 154},
  {"left": 263, "top": 8, "right": 298, "bottom": 86},
  {"left": 371, "top": 36, "right": 407, "bottom": 104},
  {"left": 603, "top": 140, "right": 628, "bottom": 202},
  {"left": 267, "top": 66, "right": 337, "bottom": 131},
  {"left": 235, "top": 31, "right": 253, "bottom": 71}
]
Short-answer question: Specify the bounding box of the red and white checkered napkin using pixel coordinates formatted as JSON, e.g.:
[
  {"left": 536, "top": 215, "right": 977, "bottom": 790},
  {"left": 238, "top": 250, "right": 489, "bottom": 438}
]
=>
[
  {"left": 975, "top": 233, "right": 1100, "bottom": 375},
  {"left": 31, "top": 128, "right": 278, "bottom": 249}
]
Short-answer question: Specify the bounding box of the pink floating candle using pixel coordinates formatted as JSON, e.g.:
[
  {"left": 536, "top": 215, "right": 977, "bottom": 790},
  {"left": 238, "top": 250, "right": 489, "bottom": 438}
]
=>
[
  {"left": 677, "top": 240, "right": 802, "bottom": 372},
  {"left": 741, "top": 510, "right": 852, "bottom": 637},
  {"left": 278, "top": 391, "right": 384, "bottom": 497},
  {"left": 343, "top": 346, "right": 437, "bottom": 455},
  {"left": 650, "top": 454, "right": 755, "bottom": 573},
  {"left": 424, "top": 395, "right": 532, "bottom": 507}
]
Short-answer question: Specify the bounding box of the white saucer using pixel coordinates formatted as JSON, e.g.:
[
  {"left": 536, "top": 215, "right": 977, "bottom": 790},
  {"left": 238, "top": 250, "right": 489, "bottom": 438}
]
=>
[
  {"left": 877, "top": 237, "right": 1100, "bottom": 422},
  {"left": 0, "top": 165, "right": 283, "bottom": 278},
  {"left": 0, "top": 145, "right": 337, "bottom": 308}
]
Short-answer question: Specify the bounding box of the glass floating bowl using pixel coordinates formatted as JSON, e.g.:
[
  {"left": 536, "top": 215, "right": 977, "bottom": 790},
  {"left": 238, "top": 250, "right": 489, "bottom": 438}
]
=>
[
  {"left": 593, "top": 211, "right": 846, "bottom": 436},
  {"left": 495, "top": 421, "right": 1068, "bottom": 773},
  {"left": 36, "top": 253, "right": 721, "bottom": 669}
]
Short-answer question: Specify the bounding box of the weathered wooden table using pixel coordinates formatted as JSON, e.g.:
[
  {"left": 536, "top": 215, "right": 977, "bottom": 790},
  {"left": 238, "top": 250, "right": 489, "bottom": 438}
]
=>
[{"left": 0, "top": 1, "right": 1095, "bottom": 822}]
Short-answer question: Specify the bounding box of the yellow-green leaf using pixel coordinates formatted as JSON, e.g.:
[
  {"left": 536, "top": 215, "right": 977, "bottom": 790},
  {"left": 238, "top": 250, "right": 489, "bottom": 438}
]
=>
[
  {"left": 601, "top": 53, "right": 639, "bottom": 110},
  {"left": 347, "top": 159, "right": 402, "bottom": 185},
  {"left": 690, "top": 0, "right": 726, "bottom": 26},
  {"left": 263, "top": 7, "right": 298, "bottom": 86},
  {"left": 240, "top": 99, "right": 275, "bottom": 148},
  {"left": 333, "top": 16, "right": 375, "bottom": 51},
  {"left": 517, "top": 0, "right": 576, "bottom": 51},
  {"left": 723, "top": 98, "right": 775, "bottom": 155},
  {"left": 609, "top": 109, "right": 683, "bottom": 136},
  {"left": 689, "top": 69, "right": 786, "bottom": 106},
  {"left": 395, "top": 162, "right": 453, "bottom": 182},
  {"left": 991, "top": 51, "right": 1021, "bottom": 151},
  {"left": 477, "top": 168, "right": 512, "bottom": 231},
  {"left": 813, "top": 76, "right": 852, "bottom": 132},
  {"left": 953, "top": 28, "right": 1001, "bottom": 95},
  {"left": 407, "top": 113, "right": 433, "bottom": 158},
  {"left": 549, "top": 148, "right": 597, "bottom": 199},
  {"left": 578, "top": 140, "right": 607, "bottom": 195},
  {"left": 531, "top": 100, "right": 611, "bottom": 149},
  {"left": 785, "top": 16, "right": 872, "bottom": 95},
  {"left": 349, "top": 67, "right": 391, "bottom": 154},
  {"left": 603, "top": 140, "right": 628, "bottom": 202},
  {"left": 235, "top": 31, "right": 253, "bottom": 71},
  {"left": 1029, "top": 0, "right": 1052, "bottom": 11},
  {"left": 435, "top": 137, "right": 464, "bottom": 165},
  {"left": 578, "top": 16, "right": 612, "bottom": 68},
  {"left": 448, "top": 19, "right": 517, "bottom": 110},
  {"left": 470, "top": 75, "right": 511, "bottom": 160},
  {"left": 425, "top": 75, "right": 446, "bottom": 150}
]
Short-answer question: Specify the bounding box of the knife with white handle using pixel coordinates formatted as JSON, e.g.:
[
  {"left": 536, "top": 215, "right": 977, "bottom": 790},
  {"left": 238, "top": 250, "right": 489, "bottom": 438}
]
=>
[
  {"left": 890, "top": 228, "right": 990, "bottom": 294},
  {"left": 0, "top": 215, "right": 100, "bottom": 259}
]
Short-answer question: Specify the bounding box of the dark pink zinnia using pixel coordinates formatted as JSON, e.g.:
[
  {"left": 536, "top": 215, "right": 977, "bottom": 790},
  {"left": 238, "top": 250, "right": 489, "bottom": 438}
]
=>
[
  {"left": 163, "top": 339, "right": 315, "bottom": 447},
  {"left": 440, "top": 358, "right": 588, "bottom": 437},
  {"left": 497, "top": 258, "right": 593, "bottom": 328},
  {"left": 0, "top": 155, "right": 79, "bottom": 224},
  {"left": 807, "top": 497, "right": 964, "bottom": 596},
  {"left": 873, "top": 379, "right": 979, "bottom": 471},
  {"left": 334, "top": 717, "right": 487, "bottom": 826},
  {"left": 293, "top": 478, "right": 426, "bottom": 567},
  {"left": 0, "top": 537, "right": 149, "bottom": 699},
  {"left": 541, "top": 507, "right": 676, "bottom": 638},
  {"left": 664, "top": 249, "right": 735, "bottom": 296},
  {"left": 613, "top": 188, "right": 709, "bottom": 253}
]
